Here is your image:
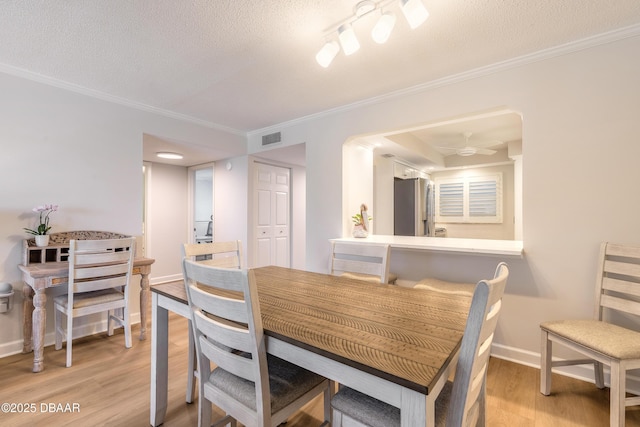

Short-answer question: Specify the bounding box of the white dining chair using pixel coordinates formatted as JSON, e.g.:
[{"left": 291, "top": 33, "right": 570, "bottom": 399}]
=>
[
  {"left": 330, "top": 241, "right": 396, "bottom": 284},
  {"left": 541, "top": 242, "right": 640, "bottom": 427},
  {"left": 54, "top": 237, "right": 136, "bottom": 368},
  {"left": 331, "top": 262, "right": 509, "bottom": 427},
  {"left": 182, "top": 240, "right": 243, "bottom": 268},
  {"left": 182, "top": 258, "right": 332, "bottom": 427},
  {"left": 182, "top": 240, "right": 243, "bottom": 403}
]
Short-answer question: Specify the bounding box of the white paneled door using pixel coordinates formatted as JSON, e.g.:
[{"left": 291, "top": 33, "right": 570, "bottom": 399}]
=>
[{"left": 254, "top": 162, "right": 290, "bottom": 268}]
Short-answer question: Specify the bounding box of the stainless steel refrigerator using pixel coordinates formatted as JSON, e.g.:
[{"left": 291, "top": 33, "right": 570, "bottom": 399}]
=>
[{"left": 393, "top": 177, "right": 435, "bottom": 236}]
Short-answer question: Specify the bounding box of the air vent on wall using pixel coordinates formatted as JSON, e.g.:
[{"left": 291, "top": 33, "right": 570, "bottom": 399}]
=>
[{"left": 262, "top": 132, "right": 282, "bottom": 146}]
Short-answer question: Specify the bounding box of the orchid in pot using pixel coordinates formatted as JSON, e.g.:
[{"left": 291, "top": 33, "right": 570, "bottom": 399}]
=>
[
  {"left": 24, "top": 204, "right": 58, "bottom": 247},
  {"left": 351, "top": 203, "right": 372, "bottom": 238}
]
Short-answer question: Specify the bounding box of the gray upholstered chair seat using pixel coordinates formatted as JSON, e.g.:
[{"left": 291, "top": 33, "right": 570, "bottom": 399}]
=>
[
  {"left": 332, "top": 380, "right": 459, "bottom": 427},
  {"left": 332, "top": 386, "right": 400, "bottom": 427},
  {"left": 208, "top": 354, "right": 326, "bottom": 414},
  {"left": 541, "top": 319, "right": 640, "bottom": 359}
]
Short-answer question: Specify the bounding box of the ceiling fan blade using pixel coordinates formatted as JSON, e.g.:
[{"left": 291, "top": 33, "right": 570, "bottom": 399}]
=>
[
  {"left": 475, "top": 148, "right": 497, "bottom": 155},
  {"left": 469, "top": 139, "right": 503, "bottom": 148}
]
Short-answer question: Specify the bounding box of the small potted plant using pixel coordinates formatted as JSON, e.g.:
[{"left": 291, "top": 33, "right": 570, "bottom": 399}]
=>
[
  {"left": 351, "top": 204, "right": 371, "bottom": 238},
  {"left": 24, "top": 204, "right": 58, "bottom": 247}
]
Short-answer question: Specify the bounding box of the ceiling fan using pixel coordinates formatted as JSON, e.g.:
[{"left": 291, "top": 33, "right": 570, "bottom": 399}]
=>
[{"left": 437, "top": 131, "right": 502, "bottom": 157}]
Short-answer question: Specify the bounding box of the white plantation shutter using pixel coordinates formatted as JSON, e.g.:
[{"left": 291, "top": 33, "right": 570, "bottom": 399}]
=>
[
  {"left": 469, "top": 178, "right": 497, "bottom": 217},
  {"left": 439, "top": 182, "right": 464, "bottom": 217},
  {"left": 435, "top": 174, "right": 502, "bottom": 223}
]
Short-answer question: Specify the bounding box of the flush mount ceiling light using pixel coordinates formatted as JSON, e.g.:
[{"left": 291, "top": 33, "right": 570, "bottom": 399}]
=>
[
  {"left": 156, "top": 152, "right": 183, "bottom": 160},
  {"left": 315, "top": 0, "right": 429, "bottom": 67}
]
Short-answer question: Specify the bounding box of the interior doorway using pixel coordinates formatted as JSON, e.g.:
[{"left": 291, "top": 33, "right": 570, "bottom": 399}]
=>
[{"left": 188, "top": 163, "right": 215, "bottom": 244}]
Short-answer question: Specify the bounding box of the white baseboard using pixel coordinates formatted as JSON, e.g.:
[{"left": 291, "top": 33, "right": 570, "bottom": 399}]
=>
[
  {"left": 0, "top": 313, "right": 141, "bottom": 359},
  {"left": 491, "top": 342, "right": 640, "bottom": 395}
]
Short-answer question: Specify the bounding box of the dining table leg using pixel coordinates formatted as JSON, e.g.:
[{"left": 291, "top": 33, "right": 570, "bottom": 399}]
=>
[
  {"left": 401, "top": 388, "right": 427, "bottom": 427},
  {"left": 150, "top": 292, "right": 169, "bottom": 427},
  {"left": 138, "top": 267, "right": 151, "bottom": 340}
]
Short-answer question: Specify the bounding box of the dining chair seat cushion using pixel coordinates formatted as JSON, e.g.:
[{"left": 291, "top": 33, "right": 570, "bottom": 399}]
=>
[
  {"left": 340, "top": 272, "right": 398, "bottom": 284},
  {"left": 541, "top": 319, "right": 640, "bottom": 359},
  {"left": 331, "top": 386, "right": 400, "bottom": 427},
  {"left": 208, "top": 354, "right": 326, "bottom": 414},
  {"left": 332, "top": 380, "right": 461, "bottom": 427},
  {"left": 54, "top": 289, "right": 124, "bottom": 309},
  {"left": 340, "top": 272, "right": 384, "bottom": 284},
  {"left": 414, "top": 278, "right": 475, "bottom": 295}
]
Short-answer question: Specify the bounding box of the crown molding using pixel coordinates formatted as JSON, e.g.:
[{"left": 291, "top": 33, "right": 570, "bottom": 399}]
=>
[{"left": 0, "top": 63, "right": 245, "bottom": 137}]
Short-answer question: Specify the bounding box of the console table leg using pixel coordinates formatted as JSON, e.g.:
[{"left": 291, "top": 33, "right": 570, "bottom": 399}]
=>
[
  {"left": 139, "top": 270, "right": 150, "bottom": 340},
  {"left": 22, "top": 285, "right": 34, "bottom": 353},
  {"left": 32, "top": 289, "right": 47, "bottom": 372}
]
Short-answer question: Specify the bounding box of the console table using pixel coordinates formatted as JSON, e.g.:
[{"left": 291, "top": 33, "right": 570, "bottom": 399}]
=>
[{"left": 18, "top": 231, "right": 155, "bottom": 372}]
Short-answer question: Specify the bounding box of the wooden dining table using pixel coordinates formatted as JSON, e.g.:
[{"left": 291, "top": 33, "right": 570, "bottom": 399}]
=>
[{"left": 150, "top": 265, "right": 472, "bottom": 427}]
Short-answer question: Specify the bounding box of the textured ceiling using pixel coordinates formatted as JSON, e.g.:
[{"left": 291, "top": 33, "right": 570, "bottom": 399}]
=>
[
  {"left": 1, "top": 1, "right": 639, "bottom": 167},
  {"left": 1, "top": 0, "right": 640, "bottom": 134}
]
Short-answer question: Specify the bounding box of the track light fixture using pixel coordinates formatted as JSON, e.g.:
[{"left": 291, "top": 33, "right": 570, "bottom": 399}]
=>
[{"left": 315, "top": 0, "right": 429, "bottom": 68}]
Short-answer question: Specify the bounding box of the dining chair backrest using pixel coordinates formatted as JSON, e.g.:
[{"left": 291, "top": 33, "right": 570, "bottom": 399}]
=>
[
  {"left": 447, "top": 261, "right": 509, "bottom": 427},
  {"left": 181, "top": 240, "right": 243, "bottom": 404},
  {"left": 594, "top": 242, "right": 640, "bottom": 321},
  {"left": 182, "top": 258, "right": 271, "bottom": 424},
  {"left": 330, "top": 242, "right": 391, "bottom": 284},
  {"left": 182, "top": 240, "right": 243, "bottom": 269},
  {"left": 68, "top": 237, "right": 136, "bottom": 305}
]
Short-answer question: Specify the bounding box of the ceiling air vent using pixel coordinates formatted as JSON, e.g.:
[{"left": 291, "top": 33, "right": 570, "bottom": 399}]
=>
[{"left": 262, "top": 132, "right": 281, "bottom": 146}]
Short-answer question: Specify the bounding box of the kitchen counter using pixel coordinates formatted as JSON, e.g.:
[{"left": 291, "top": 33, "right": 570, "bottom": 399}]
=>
[{"left": 330, "top": 235, "right": 523, "bottom": 258}]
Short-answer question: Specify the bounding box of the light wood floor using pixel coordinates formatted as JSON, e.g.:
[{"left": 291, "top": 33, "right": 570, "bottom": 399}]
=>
[{"left": 2, "top": 313, "right": 640, "bottom": 426}]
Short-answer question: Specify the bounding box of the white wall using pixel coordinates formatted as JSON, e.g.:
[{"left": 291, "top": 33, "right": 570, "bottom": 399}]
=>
[
  {"left": 0, "top": 72, "right": 245, "bottom": 356},
  {"left": 342, "top": 142, "right": 374, "bottom": 238},
  {"left": 290, "top": 164, "right": 306, "bottom": 269},
  {"left": 146, "top": 162, "right": 189, "bottom": 282},
  {"left": 372, "top": 154, "right": 395, "bottom": 235},
  {"left": 248, "top": 34, "right": 640, "bottom": 373},
  {"left": 214, "top": 156, "right": 249, "bottom": 266}
]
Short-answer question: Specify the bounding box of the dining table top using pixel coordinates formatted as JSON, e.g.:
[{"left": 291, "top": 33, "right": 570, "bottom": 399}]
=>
[{"left": 153, "top": 265, "right": 472, "bottom": 395}]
